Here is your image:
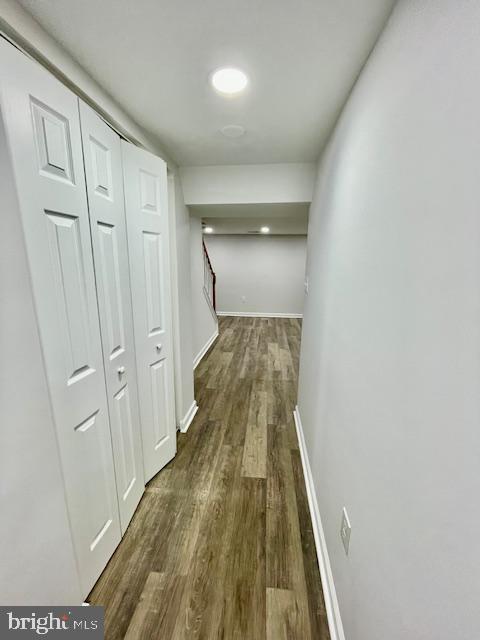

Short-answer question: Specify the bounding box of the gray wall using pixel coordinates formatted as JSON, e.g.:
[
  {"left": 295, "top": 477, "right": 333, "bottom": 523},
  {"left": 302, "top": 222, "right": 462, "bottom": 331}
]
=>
[
  {"left": 205, "top": 234, "right": 306, "bottom": 316},
  {"left": 190, "top": 218, "right": 218, "bottom": 363},
  {"left": 297, "top": 1, "right": 480, "bottom": 638}
]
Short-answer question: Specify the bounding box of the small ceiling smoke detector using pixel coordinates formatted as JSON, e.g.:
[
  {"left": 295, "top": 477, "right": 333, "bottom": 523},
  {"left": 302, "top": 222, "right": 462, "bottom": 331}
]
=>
[
  {"left": 221, "top": 124, "right": 245, "bottom": 138},
  {"left": 260, "top": 226, "right": 270, "bottom": 233},
  {"left": 211, "top": 67, "right": 248, "bottom": 95},
  {"left": 203, "top": 226, "right": 213, "bottom": 234}
]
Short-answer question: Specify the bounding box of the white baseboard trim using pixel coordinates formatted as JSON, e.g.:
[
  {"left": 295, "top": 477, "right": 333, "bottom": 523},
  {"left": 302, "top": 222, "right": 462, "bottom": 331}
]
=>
[
  {"left": 216, "top": 311, "right": 303, "bottom": 319},
  {"left": 179, "top": 400, "right": 199, "bottom": 434},
  {"left": 193, "top": 328, "right": 219, "bottom": 369},
  {"left": 293, "top": 406, "right": 346, "bottom": 640}
]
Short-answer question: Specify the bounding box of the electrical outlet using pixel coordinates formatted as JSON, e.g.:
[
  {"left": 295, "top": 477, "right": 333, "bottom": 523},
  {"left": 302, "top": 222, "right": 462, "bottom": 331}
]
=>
[
  {"left": 340, "top": 507, "right": 351, "bottom": 556},
  {"left": 304, "top": 276, "right": 309, "bottom": 295},
  {"left": 241, "top": 295, "right": 246, "bottom": 303}
]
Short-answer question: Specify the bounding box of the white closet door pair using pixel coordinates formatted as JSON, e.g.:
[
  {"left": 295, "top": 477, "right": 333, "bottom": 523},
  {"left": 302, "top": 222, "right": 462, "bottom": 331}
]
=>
[
  {"left": 0, "top": 38, "right": 176, "bottom": 598},
  {"left": 81, "top": 103, "right": 177, "bottom": 490},
  {"left": 79, "top": 103, "right": 144, "bottom": 532},
  {"left": 0, "top": 40, "right": 121, "bottom": 596}
]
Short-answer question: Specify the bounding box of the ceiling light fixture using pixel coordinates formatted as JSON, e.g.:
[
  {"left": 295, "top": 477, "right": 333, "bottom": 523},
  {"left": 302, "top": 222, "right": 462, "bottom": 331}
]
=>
[
  {"left": 221, "top": 124, "right": 245, "bottom": 138},
  {"left": 261, "top": 226, "right": 270, "bottom": 234},
  {"left": 211, "top": 67, "right": 248, "bottom": 95},
  {"left": 204, "top": 226, "right": 214, "bottom": 234}
]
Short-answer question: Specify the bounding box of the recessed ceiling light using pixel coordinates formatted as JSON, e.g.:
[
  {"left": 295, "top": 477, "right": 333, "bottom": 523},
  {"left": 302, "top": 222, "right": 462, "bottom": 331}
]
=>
[
  {"left": 221, "top": 124, "right": 245, "bottom": 138},
  {"left": 204, "top": 226, "right": 213, "bottom": 234},
  {"left": 261, "top": 226, "right": 270, "bottom": 233},
  {"left": 211, "top": 67, "right": 248, "bottom": 95}
]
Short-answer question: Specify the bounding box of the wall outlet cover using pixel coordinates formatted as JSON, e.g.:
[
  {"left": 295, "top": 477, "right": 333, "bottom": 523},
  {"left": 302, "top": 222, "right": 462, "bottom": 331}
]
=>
[{"left": 340, "top": 507, "right": 351, "bottom": 556}]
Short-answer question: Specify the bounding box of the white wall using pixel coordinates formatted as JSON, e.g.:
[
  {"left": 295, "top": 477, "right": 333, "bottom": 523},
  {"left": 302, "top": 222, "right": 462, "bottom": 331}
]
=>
[
  {"left": 169, "top": 173, "right": 196, "bottom": 426},
  {"left": 190, "top": 218, "right": 218, "bottom": 364},
  {"left": 297, "top": 1, "right": 480, "bottom": 639},
  {"left": 0, "top": 108, "right": 82, "bottom": 605},
  {"left": 205, "top": 235, "right": 306, "bottom": 316},
  {"left": 180, "top": 163, "right": 316, "bottom": 205}
]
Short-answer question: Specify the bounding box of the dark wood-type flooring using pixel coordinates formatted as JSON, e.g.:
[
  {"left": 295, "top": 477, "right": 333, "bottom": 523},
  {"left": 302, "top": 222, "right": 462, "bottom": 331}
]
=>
[{"left": 89, "top": 316, "right": 330, "bottom": 639}]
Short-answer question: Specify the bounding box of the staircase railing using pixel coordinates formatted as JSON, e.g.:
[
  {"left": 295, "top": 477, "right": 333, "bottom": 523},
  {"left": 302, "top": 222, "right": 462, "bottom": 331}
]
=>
[{"left": 202, "top": 240, "right": 216, "bottom": 313}]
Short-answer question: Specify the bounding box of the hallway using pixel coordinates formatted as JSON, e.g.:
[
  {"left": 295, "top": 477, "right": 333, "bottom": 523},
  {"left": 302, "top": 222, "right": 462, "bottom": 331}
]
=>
[{"left": 89, "top": 316, "right": 329, "bottom": 639}]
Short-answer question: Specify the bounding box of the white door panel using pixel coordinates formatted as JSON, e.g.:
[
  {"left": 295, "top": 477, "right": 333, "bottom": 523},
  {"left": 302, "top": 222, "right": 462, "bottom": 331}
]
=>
[
  {"left": 122, "top": 142, "right": 176, "bottom": 481},
  {"left": 150, "top": 358, "right": 171, "bottom": 446},
  {"left": 0, "top": 40, "right": 120, "bottom": 596},
  {"left": 79, "top": 102, "right": 144, "bottom": 532}
]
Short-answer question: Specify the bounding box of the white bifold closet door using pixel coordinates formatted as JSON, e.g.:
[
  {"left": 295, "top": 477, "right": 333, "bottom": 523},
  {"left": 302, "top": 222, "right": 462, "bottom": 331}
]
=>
[
  {"left": 122, "top": 143, "right": 176, "bottom": 482},
  {"left": 0, "top": 40, "right": 120, "bottom": 594},
  {"left": 79, "top": 102, "right": 144, "bottom": 533}
]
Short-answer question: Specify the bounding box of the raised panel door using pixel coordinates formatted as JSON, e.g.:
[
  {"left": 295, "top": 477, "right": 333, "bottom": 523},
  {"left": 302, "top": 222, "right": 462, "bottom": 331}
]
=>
[
  {"left": 122, "top": 142, "right": 176, "bottom": 481},
  {"left": 79, "top": 101, "right": 144, "bottom": 533}
]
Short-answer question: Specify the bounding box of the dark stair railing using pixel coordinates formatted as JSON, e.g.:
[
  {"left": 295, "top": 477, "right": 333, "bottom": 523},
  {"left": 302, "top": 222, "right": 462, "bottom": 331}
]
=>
[{"left": 202, "top": 240, "right": 216, "bottom": 312}]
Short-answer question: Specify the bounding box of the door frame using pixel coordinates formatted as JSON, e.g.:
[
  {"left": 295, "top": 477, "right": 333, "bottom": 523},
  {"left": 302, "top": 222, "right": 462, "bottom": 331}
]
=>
[{"left": 167, "top": 171, "right": 184, "bottom": 431}]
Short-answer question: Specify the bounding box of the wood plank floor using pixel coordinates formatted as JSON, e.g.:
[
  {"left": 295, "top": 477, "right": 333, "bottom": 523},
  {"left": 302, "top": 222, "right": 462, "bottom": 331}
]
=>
[{"left": 89, "top": 316, "right": 330, "bottom": 640}]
